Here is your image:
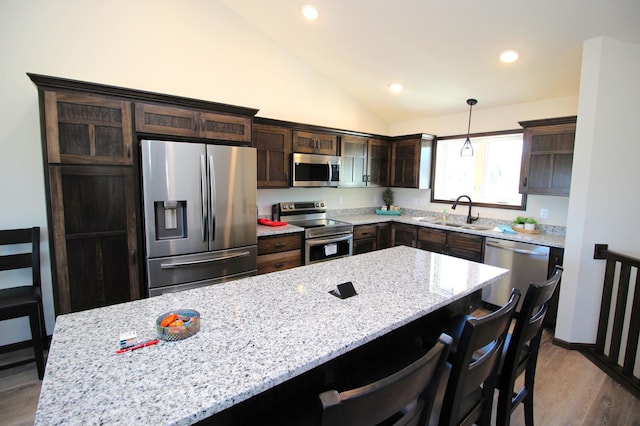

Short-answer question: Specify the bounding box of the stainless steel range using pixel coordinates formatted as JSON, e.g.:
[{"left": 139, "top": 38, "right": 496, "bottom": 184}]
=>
[{"left": 273, "top": 201, "right": 353, "bottom": 265}]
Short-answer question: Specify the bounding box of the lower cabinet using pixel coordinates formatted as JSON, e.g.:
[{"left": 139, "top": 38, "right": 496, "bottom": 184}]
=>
[
  {"left": 353, "top": 222, "right": 393, "bottom": 255},
  {"left": 48, "top": 165, "right": 140, "bottom": 314},
  {"left": 376, "top": 223, "right": 392, "bottom": 250},
  {"left": 257, "top": 233, "right": 303, "bottom": 274},
  {"left": 353, "top": 224, "right": 378, "bottom": 254},
  {"left": 392, "top": 223, "right": 417, "bottom": 247}
]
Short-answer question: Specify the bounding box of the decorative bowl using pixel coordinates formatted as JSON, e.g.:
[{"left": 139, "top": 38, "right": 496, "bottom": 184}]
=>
[{"left": 156, "top": 309, "right": 200, "bottom": 341}]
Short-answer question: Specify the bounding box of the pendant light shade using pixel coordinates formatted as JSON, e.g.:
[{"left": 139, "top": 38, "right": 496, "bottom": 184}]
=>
[{"left": 460, "top": 98, "right": 477, "bottom": 157}]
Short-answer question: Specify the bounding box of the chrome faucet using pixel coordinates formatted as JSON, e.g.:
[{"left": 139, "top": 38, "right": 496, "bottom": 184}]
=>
[{"left": 452, "top": 195, "right": 479, "bottom": 224}]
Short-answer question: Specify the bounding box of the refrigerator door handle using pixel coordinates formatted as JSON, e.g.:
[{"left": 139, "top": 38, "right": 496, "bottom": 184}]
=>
[
  {"left": 208, "top": 155, "right": 216, "bottom": 242},
  {"left": 485, "top": 240, "right": 547, "bottom": 256},
  {"left": 200, "top": 154, "right": 208, "bottom": 242},
  {"left": 159, "top": 251, "right": 252, "bottom": 269}
]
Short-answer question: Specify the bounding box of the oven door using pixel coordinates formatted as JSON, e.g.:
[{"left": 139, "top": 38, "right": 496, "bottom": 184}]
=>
[{"left": 305, "top": 234, "right": 353, "bottom": 265}]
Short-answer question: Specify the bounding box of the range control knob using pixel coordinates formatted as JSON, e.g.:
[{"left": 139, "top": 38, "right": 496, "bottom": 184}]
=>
[{"left": 320, "top": 202, "right": 325, "bottom": 207}]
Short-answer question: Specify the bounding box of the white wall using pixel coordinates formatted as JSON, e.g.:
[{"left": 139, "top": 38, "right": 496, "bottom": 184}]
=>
[
  {"left": 0, "top": 0, "right": 387, "bottom": 345},
  {"left": 555, "top": 37, "right": 640, "bottom": 343}
]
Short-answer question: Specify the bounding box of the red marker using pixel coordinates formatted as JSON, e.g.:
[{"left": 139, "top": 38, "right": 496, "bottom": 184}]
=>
[{"left": 115, "top": 339, "right": 159, "bottom": 354}]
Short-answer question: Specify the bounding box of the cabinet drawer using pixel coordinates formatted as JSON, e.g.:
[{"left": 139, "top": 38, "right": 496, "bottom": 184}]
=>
[
  {"left": 258, "top": 249, "right": 302, "bottom": 274},
  {"left": 258, "top": 234, "right": 302, "bottom": 255},
  {"left": 417, "top": 228, "right": 446, "bottom": 245},
  {"left": 354, "top": 224, "right": 377, "bottom": 240},
  {"left": 447, "top": 232, "right": 484, "bottom": 252}
]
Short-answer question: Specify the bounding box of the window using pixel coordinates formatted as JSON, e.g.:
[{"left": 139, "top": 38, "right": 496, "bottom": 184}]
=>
[{"left": 432, "top": 131, "right": 525, "bottom": 209}]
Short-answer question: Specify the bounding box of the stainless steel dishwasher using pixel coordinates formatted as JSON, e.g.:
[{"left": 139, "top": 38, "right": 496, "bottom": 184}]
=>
[{"left": 483, "top": 238, "right": 549, "bottom": 311}]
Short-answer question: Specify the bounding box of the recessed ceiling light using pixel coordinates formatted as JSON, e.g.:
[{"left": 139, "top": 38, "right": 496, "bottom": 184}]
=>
[
  {"left": 302, "top": 5, "right": 318, "bottom": 20},
  {"left": 500, "top": 49, "right": 519, "bottom": 63},
  {"left": 388, "top": 83, "right": 404, "bottom": 93}
]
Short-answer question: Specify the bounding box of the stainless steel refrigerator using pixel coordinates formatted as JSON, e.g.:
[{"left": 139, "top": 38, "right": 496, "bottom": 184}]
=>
[{"left": 141, "top": 139, "right": 257, "bottom": 296}]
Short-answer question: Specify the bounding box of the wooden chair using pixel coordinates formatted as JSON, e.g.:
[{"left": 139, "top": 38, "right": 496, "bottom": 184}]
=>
[
  {"left": 495, "top": 266, "right": 563, "bottom": 426},
  {"left": 0, "top": 227, "right": 46, "bottom": 379},
  {"left": 435, "top": 289, "right": 520, "bottom": 426},
  {"left": 318, "top": 333, "right": 452, "bottom": 426}
]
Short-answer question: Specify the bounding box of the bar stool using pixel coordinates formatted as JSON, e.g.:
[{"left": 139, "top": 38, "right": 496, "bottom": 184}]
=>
[
  {"left": 433, "top": 289, "right": 520, "bottom": 426},
  {"left": 496, "top": 266, "right": 563, "bottom": 426}
]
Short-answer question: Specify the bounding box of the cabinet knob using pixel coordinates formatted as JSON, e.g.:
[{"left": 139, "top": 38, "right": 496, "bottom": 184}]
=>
[
  {"left": 523, "top": 177, "right": 528, "bottom": 187},
  {"left": 131, "top": 250, "right": 137, "bottom": 264}
]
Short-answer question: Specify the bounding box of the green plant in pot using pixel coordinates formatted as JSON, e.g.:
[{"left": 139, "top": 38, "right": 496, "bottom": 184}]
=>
[
  {"left": 512, "top": 216, "right": 527, "bottom": 229},
  {"left": 524, "top": 217, "right": 538, "bottom": 231},
  {"left": 382, "top": 188, "right": 394, "bottom": 210}
]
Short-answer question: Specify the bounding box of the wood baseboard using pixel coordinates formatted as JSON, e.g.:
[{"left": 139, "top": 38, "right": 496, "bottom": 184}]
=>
[{"left": 552, "top": 337, "right": 596, "bottom": 351}]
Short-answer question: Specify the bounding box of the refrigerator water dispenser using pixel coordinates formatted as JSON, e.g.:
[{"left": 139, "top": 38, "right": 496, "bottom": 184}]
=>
[{"left": 154, "top": 201, "right": 187, "bottom": 240}]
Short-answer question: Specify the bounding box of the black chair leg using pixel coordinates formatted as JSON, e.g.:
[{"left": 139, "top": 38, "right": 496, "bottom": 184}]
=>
[
  {"left": 38, "top": 302, "right": 49, "bottom": 350},
  {"left": 523, "top": 386, "right": 535, "bottom": 426},
  {"left": 495, "top": 389, "right": 511, "bottom": 426},
  {"left": 28, "top": 307, "right": 45, "bottom": 380}
]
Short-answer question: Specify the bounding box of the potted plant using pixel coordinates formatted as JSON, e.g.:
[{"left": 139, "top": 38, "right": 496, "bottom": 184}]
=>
[
  {"left": 382, "top": 188, "right": 394, "bottom": 210},
  {"left": 524, "top": 217, "right": 538, "bottom": 231},
  {"left": 512, "top": 216, "right": 526, "bottom": 229}
]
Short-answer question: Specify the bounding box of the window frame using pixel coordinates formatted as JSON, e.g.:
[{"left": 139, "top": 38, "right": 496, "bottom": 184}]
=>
[{"left": 430, "top": 129, "right": 527, "bottom": 210}]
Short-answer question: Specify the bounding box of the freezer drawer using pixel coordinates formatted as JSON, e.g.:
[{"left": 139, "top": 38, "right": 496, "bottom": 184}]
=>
[
  {"left": 147, "top": 245, "right": 257, "bottom": 295},
  {"left": 482, "top": 238, "right": 549, "bottom": 311}
]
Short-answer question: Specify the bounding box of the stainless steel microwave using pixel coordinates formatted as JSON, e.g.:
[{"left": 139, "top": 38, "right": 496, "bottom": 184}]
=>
[{"left": 291, "top": 153, "right": 340, "bottom": 187}]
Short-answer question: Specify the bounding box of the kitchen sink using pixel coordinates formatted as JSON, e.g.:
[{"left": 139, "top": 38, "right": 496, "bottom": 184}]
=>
[
  {"left": 459, "top": 225, "right": 493, "bottom": 231},
  {"left": 419, "top": 219, "right": 493, "bottom": 231}
]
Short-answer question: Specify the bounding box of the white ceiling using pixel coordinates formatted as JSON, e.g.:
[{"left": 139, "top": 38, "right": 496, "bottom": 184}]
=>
[{"left": 220, "top": 0, "right": 640, "bottom": 123}]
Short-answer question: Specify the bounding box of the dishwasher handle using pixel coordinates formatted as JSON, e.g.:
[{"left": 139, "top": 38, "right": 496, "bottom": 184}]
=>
[{"left": 485, "top": 240, "right": 548, "bottom": 256}]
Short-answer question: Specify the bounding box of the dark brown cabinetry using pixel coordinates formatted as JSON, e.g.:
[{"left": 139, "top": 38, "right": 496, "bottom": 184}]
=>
[
  {"left": 519, "top": 116, "right": 576, "bottom": 196},
  {"left": 30, "top": 73, "right": 258, "bottom": 316},
  {"left": 135, "top": 102, "right": 252, "bottom": 143},
  {"left": 43, "top": 91, "right": 134, "bottom": 165},
  {"left": 293, "top": 130, "right": 338, "bottom": 155},
  {"left": 340, "top": 136, "right": 390, "bottom": 187},
  {"left": 39, "top": 89, "right": 139, "bottom": 314},
  {"left": 252, "top": 123, "right": 292, "bottom": 188},
  {"left": 390, "top": 134, "right": 433, "bottom": 188},
  {"left": 376, "top": 222, "right": 392, "bottom": 250},
  {"left": 353, "top": 224, "right": 378, "bottom": 254},
  {"left": 48, "top": 165, "right": 139, "bottom": 313},
  {"left": 404, "top": 226, "right": 485, "bottom": 262},
  {"left": 392, "top": 223, "right": 418, "bottom": 247},
  {"left": 367, "top": 138, "right": 390, "bottom": 187},
  {"left": 257, "top": 233, "right": 303, "bottom": 274}
]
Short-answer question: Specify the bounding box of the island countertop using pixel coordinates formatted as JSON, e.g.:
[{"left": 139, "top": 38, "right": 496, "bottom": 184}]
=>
[{"left": 35, "top": 246, "right": 508, "bottom": 426}]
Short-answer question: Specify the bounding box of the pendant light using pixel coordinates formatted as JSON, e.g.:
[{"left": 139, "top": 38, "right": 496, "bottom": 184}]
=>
[{"left": 460, "top": 98, "right": 477, "bottom": 157}]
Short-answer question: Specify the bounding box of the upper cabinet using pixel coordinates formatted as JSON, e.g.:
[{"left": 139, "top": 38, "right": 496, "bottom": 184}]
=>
[
  {"left": 519, "top": 116, "right": 576, "bottom": 196},
  {"left": 293, "top": 130, "right": 338, "bottom": 155},
  {"left": 253, "top": 122, "right": 292, "bottom": 188},
  {"left": 44, "top": 91, "right": 134, "bottom": 165},
  {"left": 135, "top": 102, "right": 251, "bottom": 143},
  {"left": 340, "top": 135, "right": 390, "bottom": 187},
  {"left": 390, "top": 134, "right": 433, "bottom": 188}
]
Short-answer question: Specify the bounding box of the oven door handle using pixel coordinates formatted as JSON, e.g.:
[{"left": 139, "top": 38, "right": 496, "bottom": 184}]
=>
[{"left": 307, "top": 234, "right": 353, "bottom": 246}]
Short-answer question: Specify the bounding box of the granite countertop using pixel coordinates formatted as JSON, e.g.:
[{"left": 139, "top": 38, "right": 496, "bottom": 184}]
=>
[
  {"left": 332, "top": 213, "right": 566, "bottom": 248},
  {"left": 35, "top": 246, "right": 508, "bottom": 426},
  {"left": 256, "top": 212, "right": 565, "bottom": 248},
  {"left": 257, "top": 223, "right": 304, "bottom": 237}
]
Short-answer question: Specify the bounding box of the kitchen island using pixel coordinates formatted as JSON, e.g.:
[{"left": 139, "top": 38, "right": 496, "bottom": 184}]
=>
[{"left": 35, "top": 246, "right": 508, "bottom": 425}]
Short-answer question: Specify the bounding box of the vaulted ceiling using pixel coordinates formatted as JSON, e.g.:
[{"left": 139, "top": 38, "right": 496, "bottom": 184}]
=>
[{"left": 220, "top": 0, "right": 640, "bottom": 123}]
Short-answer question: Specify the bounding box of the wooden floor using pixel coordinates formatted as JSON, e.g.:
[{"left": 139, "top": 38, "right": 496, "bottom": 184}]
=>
[{"left": 1, "top": 331, "right": 639, "bottom": 426}]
